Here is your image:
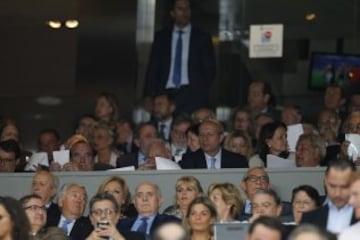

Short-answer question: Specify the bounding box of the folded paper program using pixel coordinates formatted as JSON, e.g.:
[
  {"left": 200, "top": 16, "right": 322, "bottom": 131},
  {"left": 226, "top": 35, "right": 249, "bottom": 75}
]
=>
[
  {"left": 24, "top": 152, "right": 49, "bottom": 171},
  {"left": 346, "top": 134, "right": 360, "bottom": 161},
  {"left": 155, "top": 157, "right": 182, "bottom": 170}
]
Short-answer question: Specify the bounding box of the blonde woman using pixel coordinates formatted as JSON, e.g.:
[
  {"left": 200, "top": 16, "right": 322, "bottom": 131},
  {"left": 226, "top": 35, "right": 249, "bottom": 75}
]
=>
[
  {"left": 163, "top": 176, "right": 203, "bottom": 219},
  {"left": 97, "top": 176, "right": 137, "bottom": 218}
]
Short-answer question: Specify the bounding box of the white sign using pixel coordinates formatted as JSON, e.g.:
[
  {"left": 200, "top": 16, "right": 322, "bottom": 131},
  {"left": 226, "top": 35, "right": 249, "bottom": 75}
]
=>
[{"left": 249, "top": 24, "right": 283, "bottom": 58}]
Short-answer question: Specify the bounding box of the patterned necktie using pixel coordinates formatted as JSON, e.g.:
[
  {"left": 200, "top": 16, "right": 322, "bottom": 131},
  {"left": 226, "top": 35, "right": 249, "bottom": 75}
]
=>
[
  {"left": 210, "top": 157, "right": 216, "bottom": 169},
  {"left": 137, "top": 217, "right": 148, "bottom": 234},
  {"left": 173, "top": 30, "right": 183, "bottom": 87}
]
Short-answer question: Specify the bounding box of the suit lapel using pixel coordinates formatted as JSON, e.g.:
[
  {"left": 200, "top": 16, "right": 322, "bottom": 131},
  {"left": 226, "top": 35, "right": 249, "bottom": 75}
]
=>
[
  {"left": 351, "top": 211, "right": 358, "bottom": 225},
  {"left": 319, "top": 205, "right": 329, "bottom": 229},
  {"left": 198, "top": 151, "right": 207, "bottom": 168}
]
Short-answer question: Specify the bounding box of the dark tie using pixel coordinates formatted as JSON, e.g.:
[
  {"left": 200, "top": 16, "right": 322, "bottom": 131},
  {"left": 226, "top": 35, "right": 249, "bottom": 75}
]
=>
[
  {"left": 173, "top": 30, "right": 183, "bottom": 87},
  {"left": 137, "top": 217, "right": 148, "bottom": 234},
  {"left": 159, "top": 123, "right": 166, "bottom": 140}
]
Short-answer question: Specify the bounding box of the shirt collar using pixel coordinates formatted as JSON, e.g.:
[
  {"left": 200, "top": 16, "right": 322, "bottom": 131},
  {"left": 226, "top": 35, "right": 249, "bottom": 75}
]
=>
[
  {"left": 204, "top": 149, "right": 222, "bottom": 160},
  {"left": 174, "top": 23, "right": 191, "bottom": 34},
  {"left": 328, "top": 200, "right": 353, "bottom": 212}
]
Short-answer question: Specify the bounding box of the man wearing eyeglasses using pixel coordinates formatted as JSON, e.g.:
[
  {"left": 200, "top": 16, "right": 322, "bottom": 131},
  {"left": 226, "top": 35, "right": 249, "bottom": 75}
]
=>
[
  {"left": 20, "top": 194, "right": 67, "bottom": 238},
  {"left": 87, "top": 192, "right": 144, "bottom": 240},
  {"left": 47, "top": 183, "right": 93, "bottom": 239},
  {"left": 240, "top": 167, "right": 292, "bottom": 222}
]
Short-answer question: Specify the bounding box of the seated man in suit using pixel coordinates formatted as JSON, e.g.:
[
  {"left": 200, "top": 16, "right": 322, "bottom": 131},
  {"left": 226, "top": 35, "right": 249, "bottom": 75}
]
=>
[
  {"left": 301, "top": 159, "right": 357, "bottom": 234},
  {"left": 117, "top": 181, "right": 180, "bottom": 236},
  {"left": 339, "top": 172, "right": 360, "bottom": 240},
  {"left": 179, "top": 118, "right": 248, "bottom": 169},
  {"left": 117, "top": 122, "right": 158, "bottom": 169},
  {"left": 152, "top": 93, "right": 176, "bottom": 142},
  {"left": 247, "top": 80, "right": 279, "bottom": 121},
  {"left": 140, "top": 138, "right": 174, "bottom": 170},
  {"left": 169, "top": 114, "right": 192, "bottom": 162},
  {"left": 240, "top": 168, "right": 292, "bottom": 221},
  {"left": 250, "top": 189, "right": 294, "bottom": 239},
  {"left": 47, "top": 183, "right": 92, "bottom": 239},
  {"left": 31, "top": 170, "right": 61, "bottom": 227}
]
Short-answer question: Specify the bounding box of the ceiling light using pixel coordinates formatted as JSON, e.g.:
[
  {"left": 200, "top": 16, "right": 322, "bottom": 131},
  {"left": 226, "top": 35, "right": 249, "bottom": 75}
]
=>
[
  {"left": 305, "top": 13, "right": 316, "bottom": 21},
  {"left": 46, "top": 20, "right": 62, "bottom": 29},
  {"left": 65, "top": 19, "right": 79, "bottom": 29}
]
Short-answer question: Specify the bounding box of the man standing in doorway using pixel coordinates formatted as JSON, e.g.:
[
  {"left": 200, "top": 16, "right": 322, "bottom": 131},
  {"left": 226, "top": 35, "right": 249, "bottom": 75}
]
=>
[{"left": 144, "top": 0, "right": 216, "bottom": 115}]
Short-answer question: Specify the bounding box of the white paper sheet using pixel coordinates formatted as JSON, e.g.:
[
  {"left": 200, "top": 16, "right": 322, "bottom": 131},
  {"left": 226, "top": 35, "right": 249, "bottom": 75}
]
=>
[
  {"left": 155, "top": 157, "right": 182, "bottom": 170},
  {"left": 267, "top": 154, "right": 296, "bottom": 168},
  {"left": 24, "top": 152, "right": 49, "bottom": 171},
  {"left": 108, "top": 166, "right": 136, "bottom": 171},
  {"left": 345, "top": 134, "right": 360, "bottom": 161},
  {"left": 287, "top": 124, "right": 304, "bottom": 152},
  {"left": 52, "top": 150, "right": 70, "bottom": 166}
]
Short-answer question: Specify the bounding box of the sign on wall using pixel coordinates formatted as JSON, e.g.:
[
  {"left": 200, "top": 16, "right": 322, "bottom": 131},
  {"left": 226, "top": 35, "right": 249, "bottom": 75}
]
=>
[{"left": 249, "top": 24, "right": 284, "bottom": 58}]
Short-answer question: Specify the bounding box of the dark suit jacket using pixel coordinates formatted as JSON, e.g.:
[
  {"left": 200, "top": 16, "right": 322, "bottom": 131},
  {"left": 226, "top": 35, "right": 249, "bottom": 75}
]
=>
[
  {"left": 117, "top": 152, "right": 139, "bottom": 169},
  {"left": 144, "top": 25, "right": 216, "bottom": 113},
  {"left": 69, "top": 217, "right": 93, "bottom": 240},
  {"left": 117, "top": 213, "right": 180, "bottom": 235},
  {"left": 45, "top": 202, "right": 61, "bottom": 228},
  {"left": 300, "top": 204, "right": 357, "bottom": 231},
  {"left": 46, "top": 214, "right": 93, "bottom": 240},
  {"left": 179, "top": 148, "right": 248, "bottom": 169}
]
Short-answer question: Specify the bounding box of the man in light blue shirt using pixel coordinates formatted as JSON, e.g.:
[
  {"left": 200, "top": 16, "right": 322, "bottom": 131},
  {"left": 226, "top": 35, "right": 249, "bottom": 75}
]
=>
[{"left": 301, "top": 159, "right": 357, "bottom": 234}]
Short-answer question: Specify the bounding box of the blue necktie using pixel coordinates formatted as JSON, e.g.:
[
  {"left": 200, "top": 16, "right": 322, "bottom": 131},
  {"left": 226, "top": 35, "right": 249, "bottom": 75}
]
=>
[
  {"left": 173, "top": 30, "right": 183, "bottom": 87},
  {"left": 137, "top": 217, "right": 148, "bottom": 234},
  {"left": 60, "top": 219, "right": 72, "bottom": 235},
  {"left": 210, "top": 158, "right": 216, "bottom": 169}
]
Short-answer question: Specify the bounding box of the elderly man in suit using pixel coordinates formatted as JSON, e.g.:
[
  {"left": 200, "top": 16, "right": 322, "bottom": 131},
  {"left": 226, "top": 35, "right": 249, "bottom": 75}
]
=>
[
  {"left": 47, "top": 183, "right": 92, "bottom": 239},
  {"left": 31, "top": 170, "right": 61, "bottom": 227},
  {"left": 179, "top": 119, "right": 248, "bottom": 169},
  {"left": 117, "top": 181, "right": 180, "bottom": 236},
  {"left": 144, "top": 0, "right": 216, "bottom": 114},
  {"left": 301, "top": 159, "right": 357, "bottom": 234}
]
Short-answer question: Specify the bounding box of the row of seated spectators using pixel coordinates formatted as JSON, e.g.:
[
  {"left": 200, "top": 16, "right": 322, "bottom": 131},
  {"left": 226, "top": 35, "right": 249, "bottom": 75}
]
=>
[{"left": 1, "top": 159, "right": 359, "bottom": 240}]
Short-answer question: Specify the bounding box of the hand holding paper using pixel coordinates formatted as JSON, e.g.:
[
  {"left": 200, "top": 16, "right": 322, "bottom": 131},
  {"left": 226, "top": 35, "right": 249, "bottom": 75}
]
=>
[{"left": 53, "top": 150, "right": 70, "bottom": 166}]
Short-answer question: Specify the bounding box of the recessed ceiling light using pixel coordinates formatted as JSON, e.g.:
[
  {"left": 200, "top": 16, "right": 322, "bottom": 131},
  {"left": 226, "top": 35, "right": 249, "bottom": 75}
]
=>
[
  {"left": 305, "top": 13, "right": 316, "bottom": 21},
  {"left": 46, "top": 20, "right": 62, "bottom": 29},
  {"left": 65, "top": 19, "right": 79, "bottom": 29}
]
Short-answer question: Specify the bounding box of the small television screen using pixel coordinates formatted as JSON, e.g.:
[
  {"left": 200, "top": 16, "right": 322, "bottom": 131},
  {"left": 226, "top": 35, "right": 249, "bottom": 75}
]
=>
[{"left": 308, "top": 52, "right": 360, "bottom": 90}]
